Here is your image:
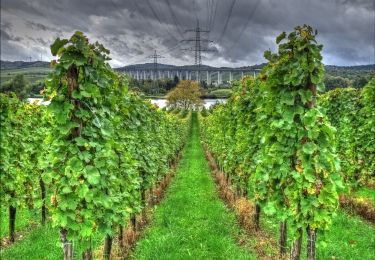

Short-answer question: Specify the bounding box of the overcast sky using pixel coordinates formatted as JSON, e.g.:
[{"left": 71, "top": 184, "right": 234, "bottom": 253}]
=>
[{"left": 1, "top": 0, "right": 374, "bottom": 68}]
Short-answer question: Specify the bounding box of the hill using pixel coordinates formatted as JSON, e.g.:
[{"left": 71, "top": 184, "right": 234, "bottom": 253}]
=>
[
  {"left": 1, "top": 60, "right": 373, "bottom": 90},
  {"left": 0, "top": 60, "right": 50, "bottom": 70},
  {"left": 115, "top": 63, "right": 267, "bottom": 71}
]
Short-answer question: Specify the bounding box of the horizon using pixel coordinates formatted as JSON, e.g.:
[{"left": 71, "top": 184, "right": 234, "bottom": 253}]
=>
[{"left": 1, "top": 59, "right": 375, "bottom": 70}]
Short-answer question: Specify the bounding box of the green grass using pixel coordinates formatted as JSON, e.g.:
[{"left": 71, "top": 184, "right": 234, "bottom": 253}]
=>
[
  {"left": 0, "top": 224, "right": 61, "bottom": 259},
  {"left": 0, "top": 207, "right": 40, "bottom": 238},
  {"left": 0, "top": 223, "right": 104, "bottom": 259},
  {"left": 0, "top": 200, "right": 104, "bottom": 259},
  {"left": 209, "top": 88, "right": 233, "bottom": 98},
  {"left": 354, "top": 187, "right": 375, "bottom": 204},
  {"left": 0, "top": 67, "right": 51, "bottom": 86},
  {"left": 261, "top": 210, "right": 375, "bottom": 259},
  {"left": 318, "top": 211, "right": 375, "bottom": 259},
  {"left": 132, "top": 113, "right": 254, "bottom": 260}
]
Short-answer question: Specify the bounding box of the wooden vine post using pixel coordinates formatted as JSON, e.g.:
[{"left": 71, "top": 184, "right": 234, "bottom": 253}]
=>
[
  {"left": 305, "top": 59, "right": 318, "bottom": 260},
  {"left": 9, "top": 203, "right": 16, "bottom": 243},
  {"left": 62, "top": 65, "right": 80, "bottom": 260},
  {"left": 39, "top": 178, "right": 47, "bottom": 225},
  {"left": 279, "top": 221, "right": 287, "bottom": 255}
]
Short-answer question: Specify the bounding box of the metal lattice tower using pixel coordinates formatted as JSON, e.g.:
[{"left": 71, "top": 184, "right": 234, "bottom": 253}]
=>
[
  {"left": 182, "top": 20, "right": 215, "bottom": 81},
  {"left": 147, "top": 50, "right": 164, "bottom": 93}
]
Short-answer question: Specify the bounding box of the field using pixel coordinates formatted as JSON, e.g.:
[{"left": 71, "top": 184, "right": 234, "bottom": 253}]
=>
[
  {"left": 0, "top": 67, "right": 51, "bottom": 86},
  {"left": 1, "top": 28, "right": 374, "bottom": 260}
]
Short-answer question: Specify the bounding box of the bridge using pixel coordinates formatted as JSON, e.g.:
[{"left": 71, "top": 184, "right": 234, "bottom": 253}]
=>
[{"left": 118, "top": 65, "right": 260, "bottom": 85}]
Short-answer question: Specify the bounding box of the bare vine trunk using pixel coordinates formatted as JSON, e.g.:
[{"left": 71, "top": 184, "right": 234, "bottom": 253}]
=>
[
  {"left": 60, "top": 229, "right": 73, "bottom": 260},
  {"left": 279, "top": 220, "right": 287, "bottom": 256},
  {"left": 59, "top": 65, "right": 79, "bottom": 260},
  {"left": 305, "top": 73, "right": 317, "bottom": 260},
  {"left": 118, "top": 225, "right": 124, "bottom": 249},
  {"left": 290, "top": 228, "right": 303, "bottom": 260},
  {"left": 141, "top": 187, "right": 146, "bottom": 220},
  {"left": 103, "top": 235, "right": 113, "bottom": 260},
  {"left": 9, "top": 205, "right": 16, "bottom": 243},
  {"left": 82, "top": 248, "right": 92, "bottom": 260},
  {"left": 149, "top": 187, "right": 154, "bottom": 207},
  {"left": 254, "top": 204, "right": 261, "bottom": 230},
  {"left": 131, "top": 214, "right": 137, "bottom": 232},
  {"left": 39, "top": 178, "right": 46, "bottom": 225},
  {"left": 140, "top": 170, "right": 146, "bottom": 220}
]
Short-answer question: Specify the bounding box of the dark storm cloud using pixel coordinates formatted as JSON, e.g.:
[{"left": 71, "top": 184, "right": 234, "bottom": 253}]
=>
[
  {"left": 1, "top": 29, "right": 22, "bottom": 42},
  {"left": 1, "top": 0, "right": 374, "bottom": 67},
  {"left": 27, "top": 21, "right": 63, "bottom": 33}
]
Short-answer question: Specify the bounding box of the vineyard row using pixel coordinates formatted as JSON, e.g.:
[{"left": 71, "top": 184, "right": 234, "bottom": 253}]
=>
[{"left": 200, "top": 25, "right": 374, "bottom": 260}]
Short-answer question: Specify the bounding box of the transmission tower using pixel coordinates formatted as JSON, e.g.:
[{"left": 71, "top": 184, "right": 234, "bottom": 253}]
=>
[
  {"left": 146, "top": 50, "right": 164, "bottom": 94},
  {"left": 182, "top": 20, "right": 215, "bottom": 82}
]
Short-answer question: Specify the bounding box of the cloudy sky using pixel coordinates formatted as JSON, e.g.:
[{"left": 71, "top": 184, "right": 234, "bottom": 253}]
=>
[{"left": 1, "top": 0, "right": 374, "bottom": 68}]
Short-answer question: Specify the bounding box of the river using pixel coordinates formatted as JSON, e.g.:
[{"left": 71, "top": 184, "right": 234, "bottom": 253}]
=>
[
  {"left": 149, "top": 98, "right": 226, "bottom": 109},
  {"left": 28, "top": 98, "right": 226, "bottom": 109}
]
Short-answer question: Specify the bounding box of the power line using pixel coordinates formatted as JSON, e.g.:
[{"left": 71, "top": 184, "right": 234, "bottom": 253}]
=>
[
  {"left": 146, "top": 50, "right": 165, "bottom": 93},
  {"left": 165, "top": 0, "right": 185, "bottom": 39},
  {"left": 182, "top": 20, "right": 214, "bottom": 66},
  {"left": 218, "top": 0, "right": 237, "bottom": 43},
  {"left": 206, "top": 0, "right": 210, "bottom": 31},
  {"left": 210, "top": 0, "right": 219, "bottom": 32},
  {"left": 227, "top": 0, "right": 261, "bottom": 50},
  {"left": 207, "top": 0, "right": 216, "bottom": 31},
  {"left": 145, "top": 0, "right": 164, "bottom": 26},
  {"left": 207, "top": 0, "right": 213, "bottom": 30},
  {"left": 125, "top": 56, "right": 148, "bottom": 66},
  {"left": 182, "top": 20, "right": 216, "bottom": 81},
  {"left": 125, "top": 40, "right": 185, "bottom": 66},
  {"left": 155, "top": 0, "right": 182, "bottom": 39},
  {"left": 146, "top": 50, "right": 165, "bottom": 76},
  {"left": 160, "top": 41, "right": 185, "bottom": 55},
  {"left": 131, "top": 0, "right": 179, "bottom": 45},
  {"left": 145, "top": 0, "right": 180, "bottom": 43},
  {"left": 192, "top": 0, "right": 199, "bottom": 23},
  {"left": 111, "top": 0, "right": 180, "bottom": 53}
]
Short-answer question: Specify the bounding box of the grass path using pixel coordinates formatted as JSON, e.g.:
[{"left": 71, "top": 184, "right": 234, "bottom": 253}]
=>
[{"left": 132, "top": 113, "right": 254, "bottom": 260}]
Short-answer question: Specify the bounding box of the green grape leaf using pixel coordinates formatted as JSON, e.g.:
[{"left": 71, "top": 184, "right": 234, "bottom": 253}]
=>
[{"left": 51, "top": 38, "right": 68, "bottom": 56}]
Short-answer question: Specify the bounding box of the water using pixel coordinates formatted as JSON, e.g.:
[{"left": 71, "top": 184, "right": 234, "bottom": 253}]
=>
[
  {"left": 28, "top": 98, "right": 50, "bottom": 105},
  {"left": 28, "top": 98, "right": 226, "bottom": 109},
  {"left": 150, "top": 98, "right": 226, "bottom": 109}
]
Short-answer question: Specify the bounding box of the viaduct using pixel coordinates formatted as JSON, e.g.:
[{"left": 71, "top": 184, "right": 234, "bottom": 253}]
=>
[{"left": 118, "top": 66, "right": 259, "bottom": 85}]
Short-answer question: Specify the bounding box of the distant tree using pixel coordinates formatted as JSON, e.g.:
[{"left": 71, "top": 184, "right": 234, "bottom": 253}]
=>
[
  {"left": 30, "top": 80, "right": 44, "bottom": 96},
  {"left": 200, "top": 80, "right": 207, "bottom": 89},
  {"left": 128, "top": 77, "right": 181, "bottom": 95},
  {"left": 0, "top": 74, "right": 30, "bottom": 100},
  {"left": 173, "top": 75, "right": 179, "bottom": 85},
  {"left": 166, "top": 80, "right": 203, "bottom": 110},
  {"left": 324, "top": 75, "right": 350, "bottom": 91},
  {"left": 352, "top": 76, "right": 371, "bottom": 88}
]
